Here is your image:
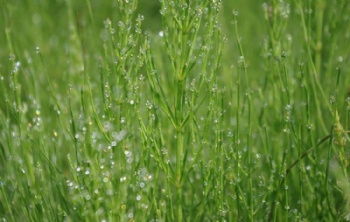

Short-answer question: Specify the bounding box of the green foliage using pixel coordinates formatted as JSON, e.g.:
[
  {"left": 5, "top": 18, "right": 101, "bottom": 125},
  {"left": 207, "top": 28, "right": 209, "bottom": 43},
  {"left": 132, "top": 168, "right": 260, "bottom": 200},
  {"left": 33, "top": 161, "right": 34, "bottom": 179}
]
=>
[{"left": 1, "top": 0, "right": 350, "bottom": 221}]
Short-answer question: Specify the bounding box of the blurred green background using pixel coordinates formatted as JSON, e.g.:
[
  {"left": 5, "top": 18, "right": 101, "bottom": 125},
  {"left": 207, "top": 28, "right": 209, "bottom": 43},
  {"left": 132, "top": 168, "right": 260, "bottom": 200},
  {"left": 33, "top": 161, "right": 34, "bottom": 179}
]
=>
[{"left": 2, "top": 0, "right": 349, "bottom": 100}]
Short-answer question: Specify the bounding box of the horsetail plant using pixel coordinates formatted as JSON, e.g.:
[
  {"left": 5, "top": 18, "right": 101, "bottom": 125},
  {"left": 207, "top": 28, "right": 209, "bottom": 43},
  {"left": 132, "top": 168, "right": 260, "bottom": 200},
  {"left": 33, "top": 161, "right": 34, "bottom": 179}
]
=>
[{"left": 1, "top": 0, "right": 350, "bottom": 221}]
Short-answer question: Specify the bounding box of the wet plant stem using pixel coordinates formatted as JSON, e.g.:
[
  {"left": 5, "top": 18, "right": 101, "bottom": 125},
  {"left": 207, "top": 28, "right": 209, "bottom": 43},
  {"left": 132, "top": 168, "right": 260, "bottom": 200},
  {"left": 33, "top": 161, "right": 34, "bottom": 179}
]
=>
[
  {"left": 175, "top": 77, "right": 185, "bottom": 221},
  {"left": 269, "top": 130, "right": 350, "bottom": 220}
]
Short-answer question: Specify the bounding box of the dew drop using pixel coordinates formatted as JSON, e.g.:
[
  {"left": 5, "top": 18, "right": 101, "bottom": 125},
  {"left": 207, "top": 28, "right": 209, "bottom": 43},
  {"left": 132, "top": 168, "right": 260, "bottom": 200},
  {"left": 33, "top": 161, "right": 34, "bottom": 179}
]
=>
[
  {"left": 9, "top": 54, "right": 15, "bottom": 60},
  {"left": 138, "top": 14, "right": 144, "bottom": 21},
  {"left": 338, "top": 56, "right": 343, "bottom": 63},
  {"left": 127, "top": 158, "right": 133, "bottom": 163},
  {"left": 140, "top": 182, "right": 145, "bottom": 188},
  {"left": 127, "top": 212, "right": 133, "bottom": 219},
  {"left": 118, "top": 21, "right": 124, "bottom": 27}
]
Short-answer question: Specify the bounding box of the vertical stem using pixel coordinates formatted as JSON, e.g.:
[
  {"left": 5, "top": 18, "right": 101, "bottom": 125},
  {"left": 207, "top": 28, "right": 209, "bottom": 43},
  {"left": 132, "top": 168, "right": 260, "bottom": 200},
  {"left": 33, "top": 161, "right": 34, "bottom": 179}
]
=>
[
  {"left": 234, "top": 14, "right": 253, "bottom": 220},
  {"left": 247, "top": 95, "right": 253, "bottom": 222},
  {"left": 5, "top": 25, "right": 22, "bottom": 137},
  {"left": 314, "top": 0, "right": 325, "bottom": 75},
  {"left": 297, "top": 0, "right": 329, "bottom": 133},
  {"left": 175, "top": 78, "right": 185, "bottom": 221},
  {"left": 219, "top": 94, "right": 224, "bottom": 212},
  {"left": 284, "top": 159, "right": 289, "bottom": 222},
  {"left": 297, "top": 124, "right": 303, "bottom": 216},
  {"left": 233, "top": 15, "right": 242, "bottom": 219},
  {"left": 176, "top": 130, "right": 183, "bottom": 220},
  {"left": 325, "top": 132, "right": 335, "bottom": 219},
  {"left": 235, "top": 71, "right": 241, "bottom": 218}
]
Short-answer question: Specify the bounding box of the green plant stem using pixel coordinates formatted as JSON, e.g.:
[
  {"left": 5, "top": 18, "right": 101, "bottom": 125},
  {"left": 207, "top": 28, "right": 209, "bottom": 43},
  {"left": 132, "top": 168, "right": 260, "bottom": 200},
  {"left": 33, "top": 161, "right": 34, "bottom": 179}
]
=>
[
  {"left": 175, "top": 127, "right": 184, "bottom": 220},
  {"left": 283, "top": 127, "right": 350, "bottom": 183},
  {"left": 325, "top": 133, "right": 336, "bottom": 219},
  {"left": 235, "top": 74, "right": 241, "bottom": 219},
  {"left": 270, "top": 130, "right": 350, "bottom": 220},
  {"left": 175, "top": 77, "right": 185, "bottom": 221},
  {"left": 5, "top": 25, "right": 22, "bottom": 138},
  {"left": 297, "top": 0, "right": 329, "bottom": 132},
  {"left": 315, "top": 0, "right": 325, "bottom": 75},
  {"left": 284, "top": 165, "right": 288, "bottom": 222},
  {"left": 247, "top": 96, "right": 253, "bottom": 222}
]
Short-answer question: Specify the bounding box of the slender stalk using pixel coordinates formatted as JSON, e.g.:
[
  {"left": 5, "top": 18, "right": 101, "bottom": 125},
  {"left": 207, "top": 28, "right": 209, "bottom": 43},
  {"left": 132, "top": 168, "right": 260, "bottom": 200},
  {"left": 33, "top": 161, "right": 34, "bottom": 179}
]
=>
[
  {"left": 314, "top": 0, "right": 325, "bottom": 75},
  {"left": 325, "top": 133, "right": 335, "bottom": 219},
  {"left": 234, "top": 13, "right": 253, "bottom": 221},
  {"left": 5, "top": 25, "right": 22, "bottom": 137},
  {"left": 297, "top": 0, "right": 329, "bottom": 132},
  {"left": 175, "top": 73, "right": 185, "bottom": 221},
  {"left": 247, "top": 94, "right": 253, "bottom": 221},
  {"left": 176, "top": 130, "right": 184, "bottom": 220},
  {"left": 235, "top": 69, "right": 241, "bottom": 219}
]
